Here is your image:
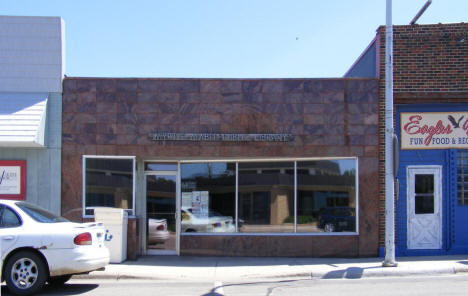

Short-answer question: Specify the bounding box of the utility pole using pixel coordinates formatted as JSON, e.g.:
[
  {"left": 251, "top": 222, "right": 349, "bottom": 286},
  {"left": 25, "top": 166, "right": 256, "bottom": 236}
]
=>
[{"left": 383, "top": 0, "right": 397, "bottom": 267}]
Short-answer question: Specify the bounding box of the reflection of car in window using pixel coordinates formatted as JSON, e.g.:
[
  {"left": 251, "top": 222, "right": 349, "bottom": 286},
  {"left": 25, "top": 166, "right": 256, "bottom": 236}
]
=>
[
  {"left": 318, "top": 207, "right": 356, "bottom": 232},
  {"left": 147, "top": 218, "right": 170, "bottom": 245},
  {"left": 181, "top": 208, "right": 236, "bottom": 233}
]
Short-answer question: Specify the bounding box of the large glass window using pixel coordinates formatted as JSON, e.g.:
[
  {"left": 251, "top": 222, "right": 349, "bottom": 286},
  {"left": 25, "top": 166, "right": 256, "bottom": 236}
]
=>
[
  {"left": 84, "top": 157, "right": 135, "bottom": 216},
  {"left": 179, "top": 158, "right": 358, "bottom": 234},
  {"left": 297, "top": 160, "right": 357, "bottom": 232},
  {"left": 238, "top": 162, "right": 294, "bottom": 233},
  {"left": 181, "top": 162, "right": 236, "bottom": 233}
]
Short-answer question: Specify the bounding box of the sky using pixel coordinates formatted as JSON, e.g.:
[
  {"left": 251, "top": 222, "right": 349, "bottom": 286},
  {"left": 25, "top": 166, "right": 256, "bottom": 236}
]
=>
[{"left": 1, "top": 0, "right": 467, "bottom": 78}]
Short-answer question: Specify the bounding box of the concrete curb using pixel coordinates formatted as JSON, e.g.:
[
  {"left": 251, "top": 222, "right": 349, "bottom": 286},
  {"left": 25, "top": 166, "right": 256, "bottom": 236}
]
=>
[{"left": 74, "top": 263, "right": 468, "bottom": 281}]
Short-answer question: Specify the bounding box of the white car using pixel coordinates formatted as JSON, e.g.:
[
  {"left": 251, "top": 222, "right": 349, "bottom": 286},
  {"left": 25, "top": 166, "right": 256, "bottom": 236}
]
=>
[
  {"left": 0, "top": 199, "right": 110, "bottom": 295},
  {"left": 181, "top": 208, "right": 235, "bottom": 233}
]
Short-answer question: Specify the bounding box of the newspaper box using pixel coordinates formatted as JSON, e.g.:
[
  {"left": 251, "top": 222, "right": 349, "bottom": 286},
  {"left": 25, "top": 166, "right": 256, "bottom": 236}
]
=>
[{"left": 94, "top": 207, "right": 128, "bottom": 263}]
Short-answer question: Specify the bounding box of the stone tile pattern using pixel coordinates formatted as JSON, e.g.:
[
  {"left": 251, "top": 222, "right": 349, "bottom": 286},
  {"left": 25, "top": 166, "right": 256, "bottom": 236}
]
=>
[
  {"left": 62, "top": 77, "right": 379, "bottom": 257},
  {"left": 376, "top": 23, "right": 468, "bottom": 247}
]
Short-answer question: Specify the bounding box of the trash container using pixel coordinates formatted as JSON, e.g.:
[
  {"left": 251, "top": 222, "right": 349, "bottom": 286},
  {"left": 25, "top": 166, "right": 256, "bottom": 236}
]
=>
[{"left": 94, "top": 207, "right": 128, "bottom": 263}]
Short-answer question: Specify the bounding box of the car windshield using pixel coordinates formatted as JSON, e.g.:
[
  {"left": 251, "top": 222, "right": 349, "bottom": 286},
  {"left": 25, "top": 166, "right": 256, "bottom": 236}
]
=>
[{"left": 16, "top": 202, "right": 69, "bottom": 223}]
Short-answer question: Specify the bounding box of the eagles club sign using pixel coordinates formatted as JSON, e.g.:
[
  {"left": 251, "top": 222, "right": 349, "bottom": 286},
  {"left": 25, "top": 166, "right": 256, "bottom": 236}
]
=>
[{"left": 401, "top": 112, "right": 468, "bottom": 149}]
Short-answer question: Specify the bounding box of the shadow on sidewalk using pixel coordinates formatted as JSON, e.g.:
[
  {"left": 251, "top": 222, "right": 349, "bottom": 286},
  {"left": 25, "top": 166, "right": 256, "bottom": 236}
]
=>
[{"left": 321, "top": 266, "right": 382, "bottom": 279}]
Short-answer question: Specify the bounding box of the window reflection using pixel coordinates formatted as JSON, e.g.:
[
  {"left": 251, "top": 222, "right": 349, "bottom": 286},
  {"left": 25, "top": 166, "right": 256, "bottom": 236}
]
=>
[
  {"left": 297, "top": 160, "right": 356, "bottom": 232},
  {"left": 238, "top": 162, "right": 294, "bottom": 233},
  {"left": 84, "top": 158, "right": 134, "bottom": 216},
  {"left": 145, "top": 163, "right": 178, "bottom": 171},
  {"left": 178, "top": 159, "right": 358, "bottom": 234},
  {"left": 181, "top": 163, "right": 236, "bottom": 233}
]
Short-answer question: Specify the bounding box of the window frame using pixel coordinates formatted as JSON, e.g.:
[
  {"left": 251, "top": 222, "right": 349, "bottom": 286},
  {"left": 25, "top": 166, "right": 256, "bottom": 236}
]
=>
[
  {"left": 82, "top": 155, "right": 136, "bottom": 218},
  {"left": 457, "top": 150, "right": 468, "bottom": 206},
  {"left": 178, "top": 157, "right": 359, "bottom": 236}
]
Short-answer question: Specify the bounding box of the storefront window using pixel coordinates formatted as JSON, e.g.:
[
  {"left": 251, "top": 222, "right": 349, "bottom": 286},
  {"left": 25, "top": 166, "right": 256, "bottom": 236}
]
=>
[
  {"left": 179, "top": 159, "right": 357, "bottom": 234},
  {"left": 83, "top": 157, "right": 135, "bottom": 216},
  {"left": 238, "top": 162, "right": 294, "bottom": 233},
  {"left": 181, "top": 162, "right": 236, "bottom": 233},
  {"left": 297, "top": 160, "right": 357, "bottom": 232}
]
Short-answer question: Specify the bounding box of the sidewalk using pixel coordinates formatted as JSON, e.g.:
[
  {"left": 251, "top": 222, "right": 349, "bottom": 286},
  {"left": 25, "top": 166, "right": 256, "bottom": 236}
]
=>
[{"left": 80, "top": 255, "right": 468, "bottom": 281}]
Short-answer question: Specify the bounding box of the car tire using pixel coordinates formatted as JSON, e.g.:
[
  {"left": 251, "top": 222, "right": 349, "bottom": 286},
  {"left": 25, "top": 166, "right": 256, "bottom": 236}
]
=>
[
  {"left": 324, "top": 223, "right": 335, "bottom": 232},
  {"left": 48, "top": 274, "right": 72, "bottom": 286},
  {"left": 4, "top": 250, "right": 48, "bottom": 296}
]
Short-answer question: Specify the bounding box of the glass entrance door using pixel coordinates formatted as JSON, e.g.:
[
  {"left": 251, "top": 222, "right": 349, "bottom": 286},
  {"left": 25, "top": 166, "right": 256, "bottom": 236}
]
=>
[{"left": 146, "top": 173, "right": 177, "bottom": 254}]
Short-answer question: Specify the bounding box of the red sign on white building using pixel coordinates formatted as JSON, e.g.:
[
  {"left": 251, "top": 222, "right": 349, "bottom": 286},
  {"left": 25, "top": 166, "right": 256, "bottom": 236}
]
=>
[{"left": 0, "top": 160, "right": 26, "bottom": 200}]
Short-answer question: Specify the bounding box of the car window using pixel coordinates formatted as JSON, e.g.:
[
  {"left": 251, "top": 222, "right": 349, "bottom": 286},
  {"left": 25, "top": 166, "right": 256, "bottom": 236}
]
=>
[
  {"left": 16, "top": 202, "right": 69, "bottom": 223},
  {"left": 0, "top": 205, "right": 22, "bottom": 228}
]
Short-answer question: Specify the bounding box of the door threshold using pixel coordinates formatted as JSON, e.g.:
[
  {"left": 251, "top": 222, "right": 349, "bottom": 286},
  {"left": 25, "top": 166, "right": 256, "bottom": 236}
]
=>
[{"left": 146, "top": 250, "right": 178, "bottom": 256}]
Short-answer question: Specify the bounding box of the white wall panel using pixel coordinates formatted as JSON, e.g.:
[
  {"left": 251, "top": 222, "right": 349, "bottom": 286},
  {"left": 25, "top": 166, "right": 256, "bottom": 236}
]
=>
[{"left": 0, "top": 16, "right": 64, "bottom": 92}]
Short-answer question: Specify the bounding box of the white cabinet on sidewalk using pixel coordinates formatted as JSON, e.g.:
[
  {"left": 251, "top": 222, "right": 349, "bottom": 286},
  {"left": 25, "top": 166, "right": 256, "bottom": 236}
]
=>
[{"left": 94, "top": 207, "right": 128, "bottom": 263}]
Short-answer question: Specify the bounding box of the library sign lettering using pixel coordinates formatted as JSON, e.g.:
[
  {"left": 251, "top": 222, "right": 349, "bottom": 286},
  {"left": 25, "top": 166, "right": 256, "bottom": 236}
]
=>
[
  {"left": 401, "top": 112, "right": 468, "bottom": 149},
  {"left": 149, "top": 132, "right": 294, "bottom": 142}
]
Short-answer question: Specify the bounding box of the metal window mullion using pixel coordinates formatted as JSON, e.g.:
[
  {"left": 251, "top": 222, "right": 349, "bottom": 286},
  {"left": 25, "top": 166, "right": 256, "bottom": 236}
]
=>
[
  {"left": 235, "top": 162, "right": 239, "bottom": 232},
  {"left": 177, "top": 162, "right": 181, "bottom": 255},
  {"left": 132, "top": 157, "right": 136, "bottom": 216},
  {"left": 294, "top": 161, "right": 297, "bottom": 233},
  {"left": 82, "top": 156, "right": 86, "bottom": 217}
]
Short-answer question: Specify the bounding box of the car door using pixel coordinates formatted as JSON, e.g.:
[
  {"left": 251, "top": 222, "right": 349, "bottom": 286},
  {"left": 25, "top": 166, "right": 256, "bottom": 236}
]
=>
[{"left": 0, "top": 204, "right": 22, "bottom": 257}]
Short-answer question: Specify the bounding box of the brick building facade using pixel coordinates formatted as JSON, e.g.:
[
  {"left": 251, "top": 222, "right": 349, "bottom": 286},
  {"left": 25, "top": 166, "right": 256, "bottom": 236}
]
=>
[{"left": 348, "top": 22, "right": 468, "bottom": 255}]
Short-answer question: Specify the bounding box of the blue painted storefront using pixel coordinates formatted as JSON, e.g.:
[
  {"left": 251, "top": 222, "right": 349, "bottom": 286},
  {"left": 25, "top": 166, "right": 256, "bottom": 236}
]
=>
[{"left": 380, "top": 103, "right": 468, "bottom": 256}]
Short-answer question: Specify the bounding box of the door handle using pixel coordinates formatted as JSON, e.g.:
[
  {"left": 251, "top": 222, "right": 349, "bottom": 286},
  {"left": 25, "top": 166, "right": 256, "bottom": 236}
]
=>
[{"left": 3, "top": 235, "right": 14, "bottom": 240}]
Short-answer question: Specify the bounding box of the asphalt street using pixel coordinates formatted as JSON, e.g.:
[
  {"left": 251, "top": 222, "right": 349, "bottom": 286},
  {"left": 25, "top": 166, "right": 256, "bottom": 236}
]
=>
[{"left": 3, "top": 274, "right": 468, "bottom": 296}]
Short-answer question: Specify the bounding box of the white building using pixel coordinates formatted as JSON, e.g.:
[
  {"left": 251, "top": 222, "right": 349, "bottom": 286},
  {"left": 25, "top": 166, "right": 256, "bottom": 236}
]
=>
[{"left": 0, "top": 15, "right": 65, "bottom": 213}]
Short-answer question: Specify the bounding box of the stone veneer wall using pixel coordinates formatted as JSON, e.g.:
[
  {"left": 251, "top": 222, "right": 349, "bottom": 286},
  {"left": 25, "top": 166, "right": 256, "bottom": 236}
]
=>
[{"left": 62, "top": 77, "right": 379, "bottom": 257}]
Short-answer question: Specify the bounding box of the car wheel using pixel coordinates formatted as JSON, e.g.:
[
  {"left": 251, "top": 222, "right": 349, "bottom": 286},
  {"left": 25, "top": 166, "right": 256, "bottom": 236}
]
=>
[
  {"left": 4, "top": 251, "right": 48, "bottom": 296},
  {"left": 48, "top": 275, "right": 72, "bottom": 286},
  {"left": 324, "top": 223, "right": 335, "bottom": 232}
]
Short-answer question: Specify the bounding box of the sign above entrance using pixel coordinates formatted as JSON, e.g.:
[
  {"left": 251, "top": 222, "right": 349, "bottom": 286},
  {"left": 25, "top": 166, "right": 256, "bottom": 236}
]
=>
[
  {"left": 401, "top": 112, "right": 468, "bottom": 150},
  {"left": 148, "top": 132, "right": 294, "bottom": 142}
]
